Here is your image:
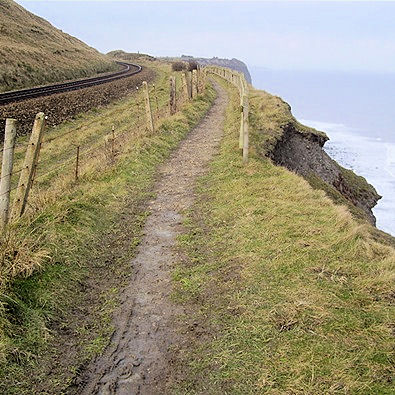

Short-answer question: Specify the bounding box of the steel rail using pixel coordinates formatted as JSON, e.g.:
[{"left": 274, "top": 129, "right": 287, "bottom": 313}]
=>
[{"left": 0, "top": 61, "right": 142, "bottom": 105}]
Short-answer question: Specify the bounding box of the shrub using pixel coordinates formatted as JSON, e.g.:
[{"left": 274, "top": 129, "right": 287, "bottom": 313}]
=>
[
  {"left": 172, "top": 61, "right": 186, "bottom": 71},
  {"left": 187, "top": 61, "right": 198, "bottom": 71}
]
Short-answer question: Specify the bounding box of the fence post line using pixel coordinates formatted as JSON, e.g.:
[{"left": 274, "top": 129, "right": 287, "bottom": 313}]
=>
[
  {"left": 0, "top": 119, "right": 17, "bottom": 228},
  {"left": 75, "top": 145, "right": 80, "bottom": 181},
  {"left": 12, "top": 112, "right": 46, "bottom": 219},
  {"left": 169, "top": 76, "right": 177, "bottom": 115},
  {"left": 142, "top": 81, "right": 154, "bottom": 133},
  {"left": 206, "top": 66, "right": 249, "bottom": 163},
  {"left": 242, "top": 95, "right": 249, "bottom": 164}
]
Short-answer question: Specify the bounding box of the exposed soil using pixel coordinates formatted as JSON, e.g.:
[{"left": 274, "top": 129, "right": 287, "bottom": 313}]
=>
[
  {"left": 0, "top": 67, "right": 155, "bottom": 138},
  {"left": 268, "top": 123, "right": 381, "bottom": 224},
  {"left": 73, "top": 81, "right": 228, "bottom": 394}
]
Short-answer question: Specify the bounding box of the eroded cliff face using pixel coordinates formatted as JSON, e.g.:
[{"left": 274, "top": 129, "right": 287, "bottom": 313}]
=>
[
  {"left": 249, "top": 89, "right": 381, "bottom": 225},
  {"left": 268, "top": 123, "right": 381, "bottom": 224}
]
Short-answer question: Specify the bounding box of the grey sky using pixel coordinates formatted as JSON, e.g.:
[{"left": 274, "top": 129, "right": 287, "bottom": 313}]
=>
[{"left": 16, "top": 0, "right": 395, "bottom": 72}]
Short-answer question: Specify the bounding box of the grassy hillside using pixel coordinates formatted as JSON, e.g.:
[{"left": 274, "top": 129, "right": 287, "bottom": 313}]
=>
[
  {"left": 171, "top": 78, "right": 395, "bottom": 393},
  {"left": 108, "top": 49, "right": 156, "bottom": 63},
  {"left": 0, "top": 0, "right": 118, "bottom": 92}
]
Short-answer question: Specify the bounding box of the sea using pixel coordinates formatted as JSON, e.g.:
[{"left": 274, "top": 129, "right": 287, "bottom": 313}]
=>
[{"left": 250, "top": 67, "right": 395, "bottom": 236}]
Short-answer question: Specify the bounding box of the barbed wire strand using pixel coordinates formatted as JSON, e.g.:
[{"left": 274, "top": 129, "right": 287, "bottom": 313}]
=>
[
  {"left": 0, "top": 141, "right": 28, "bottom": 154},
  {"left": 10, "top": 82, "right": 177, "bottom": 196},
  {"left": 0, "top": 165, "right": 26, "bottom": 182},
  {"left": 0, "top": 183, "right": 22, "bottom": 198},
  {"left": 42, "top": 127, "right": 78, "bottom": 144}
]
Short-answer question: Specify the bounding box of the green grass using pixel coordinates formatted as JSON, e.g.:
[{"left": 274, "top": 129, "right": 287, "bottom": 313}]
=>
[
  {"left": 248, "top": 88, "right": 327, "bottom": 158},
  {"left": 171, "top": 79, "right": 395, "bottom": 394},
  {"left": 0, "top": 60, "right": 183, "bottom": 287},
  {"left": 0, "top": 63, "right": 216, "bottom": 393},
  {"left": 305, "top": 173, "right": 370, "bottom": 223},
  {"left": 248, "top": 85, "right": 382, "bottom": 229}
]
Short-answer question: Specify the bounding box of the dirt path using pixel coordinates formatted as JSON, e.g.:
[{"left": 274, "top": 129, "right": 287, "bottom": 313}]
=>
[{"left": 77, "top": 81, "right": 228, "bottom": 395}]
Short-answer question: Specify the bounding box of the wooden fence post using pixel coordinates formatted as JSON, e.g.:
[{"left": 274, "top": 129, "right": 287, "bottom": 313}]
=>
[
  {"left": 192, "top": 70, "right": 198, "bottom": 98},
  {"left": 196, "top": 66, "right": 201, "bottom": 94},
  {"left": 75, "top": 145, "right": 80, "bottom": 181},
  {"left": 239, "top": 103, "right": 244, "bottom": 150},
  {"left": 181, "top": 72, "right": 189, "bottom": 101},
  {"left": 200, "top": 68, "right": 206, "bottom": 92},
  {"left": 196, "top": 67, "right": 199, "bottom": 94},
  {"left": 0, "top": 119, "right": 17, "bottom": 228},
  {"left": 186, "top": 71, "right": 192, "bottom": 100},
  {"left": 142, "top": 81, "right": 154, "bottom": 133},
  {"left": 12, "top": 112, "right": 46, "bottom": 218},
  {"left": 242, "top": 95, "right": 249, "bottom": 164},
  {"left": 111, "top": 125, "right": 115, "bottom": 160},
  {"left": 169, "top": 76, "right": 177, "bottom": 115}
]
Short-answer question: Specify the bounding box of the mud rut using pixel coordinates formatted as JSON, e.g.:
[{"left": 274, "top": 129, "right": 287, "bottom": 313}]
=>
[{"left": 77, "top": 81, "right": 228, "bottom": 394}]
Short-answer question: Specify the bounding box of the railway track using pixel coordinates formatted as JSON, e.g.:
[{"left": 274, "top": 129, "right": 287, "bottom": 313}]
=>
[{"left": 0, "top": 61, "right": 142, "bottom": 105}]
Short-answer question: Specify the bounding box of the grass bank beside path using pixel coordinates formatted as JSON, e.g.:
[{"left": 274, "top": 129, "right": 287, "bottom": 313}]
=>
[
  {"left": 171, "top": 78, "right": 395, "bottom": 394},
  {"left": 0, "top": 62, "right": 216, "bottom": 394}
]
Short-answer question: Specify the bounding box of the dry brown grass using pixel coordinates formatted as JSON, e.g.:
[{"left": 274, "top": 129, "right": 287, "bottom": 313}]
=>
[
  {"left": 0, "top": 0, "right": 117, "bottom": 92},
  {"left": 0, "top": 62, "right": 216, "bottom": 393},
  {"left": 0, "top": 60, "right": 190, "bottom": 291}
]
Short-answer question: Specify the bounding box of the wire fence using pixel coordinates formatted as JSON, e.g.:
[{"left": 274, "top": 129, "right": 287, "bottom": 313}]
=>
[
  {"left": 204, "top": 65, "right": 249, "bottom": 164},
  {"left": 0, "top": 69, "right": 204, "bottom": 228}
]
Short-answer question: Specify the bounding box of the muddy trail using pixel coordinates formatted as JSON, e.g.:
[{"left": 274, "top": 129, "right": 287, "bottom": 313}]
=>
[{"left": 74, "top": 81, "right": 228, "bottom": 394}]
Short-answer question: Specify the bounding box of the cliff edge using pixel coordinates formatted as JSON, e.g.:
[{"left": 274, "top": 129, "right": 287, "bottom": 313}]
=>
[{"left": 249, "top": 89, "right": 381, "bottom": 225}]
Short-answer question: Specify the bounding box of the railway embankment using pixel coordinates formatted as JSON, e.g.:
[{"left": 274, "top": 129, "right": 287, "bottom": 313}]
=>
[{"left": 0, "top": 65, "right": 154, "bottom": 137}]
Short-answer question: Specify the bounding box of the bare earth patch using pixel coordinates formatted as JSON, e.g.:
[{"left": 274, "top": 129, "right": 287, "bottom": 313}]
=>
[{"left": 75, "top": 81, "right": 228, "bottom": 394}]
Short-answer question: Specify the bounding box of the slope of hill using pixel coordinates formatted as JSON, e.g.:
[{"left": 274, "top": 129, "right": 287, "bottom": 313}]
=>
[
  {"left": 0, "top": 0, "right": 118, "bottom": 92},
  {"left": 107, "top": 49, "right": 156, "bottom": 63}
]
